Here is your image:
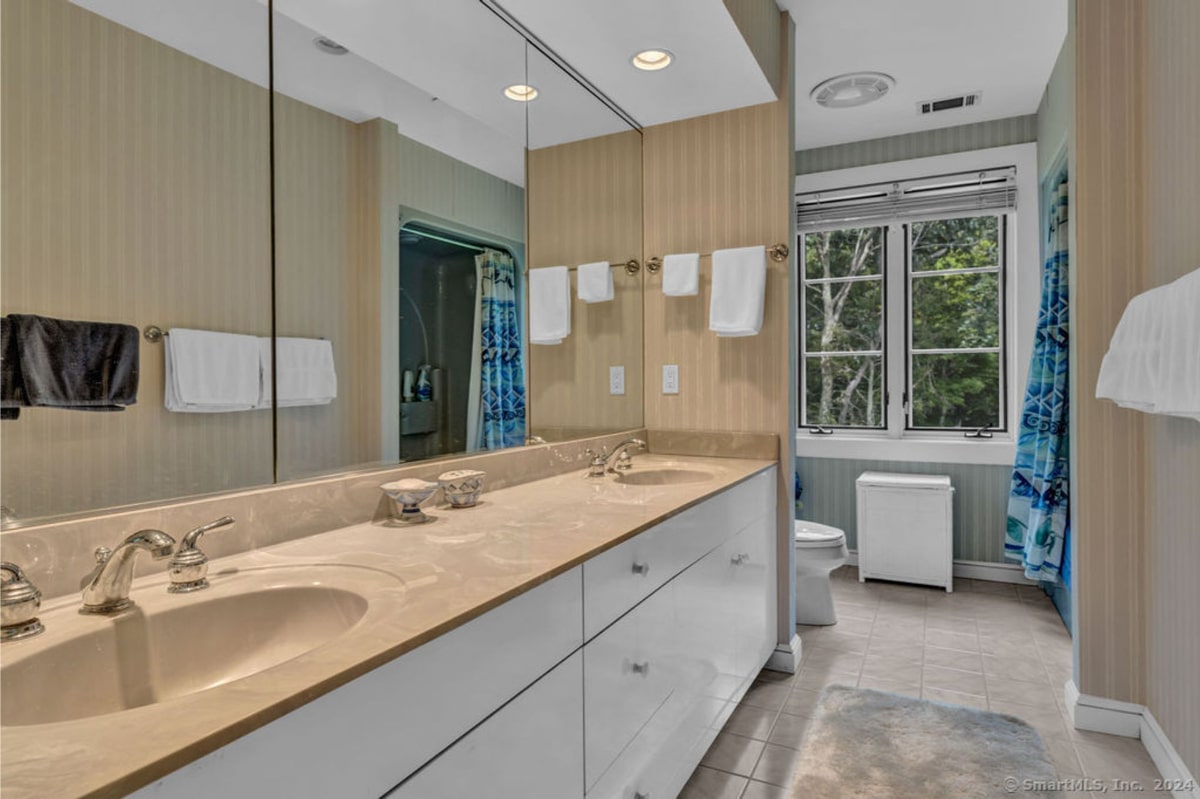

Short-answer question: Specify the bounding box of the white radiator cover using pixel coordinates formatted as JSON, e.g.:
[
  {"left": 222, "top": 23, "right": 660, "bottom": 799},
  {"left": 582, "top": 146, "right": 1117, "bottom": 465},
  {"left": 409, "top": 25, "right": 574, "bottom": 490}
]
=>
[{"left": 855, "top": 471, "right": 955, "bottom": 592}]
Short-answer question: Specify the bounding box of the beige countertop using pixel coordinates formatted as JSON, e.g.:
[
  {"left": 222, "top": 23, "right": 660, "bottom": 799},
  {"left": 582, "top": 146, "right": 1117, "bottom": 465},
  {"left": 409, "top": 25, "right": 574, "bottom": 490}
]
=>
[{"left": 0, "top": 454, "right": 775, "bottom": 799}]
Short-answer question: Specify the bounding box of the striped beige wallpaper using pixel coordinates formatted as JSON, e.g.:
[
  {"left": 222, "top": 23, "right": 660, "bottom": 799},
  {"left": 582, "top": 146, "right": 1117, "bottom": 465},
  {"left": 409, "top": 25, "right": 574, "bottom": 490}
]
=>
[
  {"left": 1073, "top": 0, "right": 1148, "bottom": 707},
  {"left": 642, "top": 8, "right": 794, "bottom": 643},
  {"left": 795, "top": 458, "right": 1013, "bottom": 563},
  {"left": 273, "top": 97, "right": 378, "bottom": 481},
  {"left": 526, "top": 130, "right": 644, "bottom": 437},
  {"left": 795, "top": 114, "right": 1038, "bottom": 175},
  {"left": 1142, "top": 0, "right": 1200, "bottom": 774},
  {"left": 0, "top": 0, "right": 274, "bottom": 519}
]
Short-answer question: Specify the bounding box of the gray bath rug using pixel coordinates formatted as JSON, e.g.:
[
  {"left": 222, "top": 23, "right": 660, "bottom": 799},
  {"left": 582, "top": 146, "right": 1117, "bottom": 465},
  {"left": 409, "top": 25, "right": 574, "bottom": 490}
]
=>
[{"left": 791, "top": 685, "right": 1062, "bottom": 798}]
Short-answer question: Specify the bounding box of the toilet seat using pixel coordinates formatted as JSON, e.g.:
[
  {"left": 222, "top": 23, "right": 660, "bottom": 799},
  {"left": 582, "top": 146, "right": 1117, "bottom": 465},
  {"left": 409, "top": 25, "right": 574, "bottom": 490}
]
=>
[{"left": 794, "top": 521, "right": 846, "bottom": 549}]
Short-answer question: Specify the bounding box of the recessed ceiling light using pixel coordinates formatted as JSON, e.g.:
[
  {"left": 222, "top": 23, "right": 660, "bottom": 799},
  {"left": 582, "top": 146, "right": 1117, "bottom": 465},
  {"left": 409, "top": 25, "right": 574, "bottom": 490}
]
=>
[
  {"left": 312, "top": 36, "right": 349, "bottom": 56},
  {"left": 504, "top": 84, "right": 539, "bottom": 102},
  {"left": 631, "top": 49, "right": 673, "bottom": 71},
  {"left": 810, "top": 72, "right": 895, "bottom": 109}
]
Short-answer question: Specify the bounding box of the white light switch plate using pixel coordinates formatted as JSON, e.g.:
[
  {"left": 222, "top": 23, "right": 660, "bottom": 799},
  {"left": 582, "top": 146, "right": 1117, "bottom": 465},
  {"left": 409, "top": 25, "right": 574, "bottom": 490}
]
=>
[
  {"left": 609, "top": 366, "right": 625, "bottom": 395},
  {"left": 662, "top": 364, "right": 679, "bottom": 395}
]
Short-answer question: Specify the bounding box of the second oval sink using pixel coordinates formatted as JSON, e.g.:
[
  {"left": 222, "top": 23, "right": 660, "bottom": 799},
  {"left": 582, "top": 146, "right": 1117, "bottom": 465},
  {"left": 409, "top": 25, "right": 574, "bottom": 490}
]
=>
[
  {"left": 1, "top": 566, "right": 398, "bottom": 727},
  {"left": 615, "top": 468, "right": 715, "bottom": 486}
]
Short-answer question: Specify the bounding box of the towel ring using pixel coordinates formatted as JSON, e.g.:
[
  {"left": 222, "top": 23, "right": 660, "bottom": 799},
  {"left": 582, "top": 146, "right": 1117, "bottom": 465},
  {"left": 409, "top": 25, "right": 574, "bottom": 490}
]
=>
[{"left": 143, "top": 325, "right": 165, "bottom": 343}]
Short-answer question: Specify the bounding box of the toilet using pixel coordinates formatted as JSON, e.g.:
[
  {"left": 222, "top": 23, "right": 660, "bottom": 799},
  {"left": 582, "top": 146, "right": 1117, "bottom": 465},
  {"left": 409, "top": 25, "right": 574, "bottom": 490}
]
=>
[{"left": 794, "top": 520, "right": 849, "bottom": 626}]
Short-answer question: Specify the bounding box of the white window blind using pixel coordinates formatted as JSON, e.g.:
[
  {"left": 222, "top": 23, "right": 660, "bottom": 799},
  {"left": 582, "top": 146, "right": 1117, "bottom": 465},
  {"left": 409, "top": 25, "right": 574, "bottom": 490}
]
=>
[{"left": 796, "top": 166, "right": 1017, "bottom": 229}]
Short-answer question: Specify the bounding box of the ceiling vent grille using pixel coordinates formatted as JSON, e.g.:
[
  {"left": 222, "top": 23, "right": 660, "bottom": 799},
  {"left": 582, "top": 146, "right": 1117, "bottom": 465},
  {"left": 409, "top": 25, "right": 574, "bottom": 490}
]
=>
[{"left": 918, "top": 92, "right": 982, "bottom": 115}]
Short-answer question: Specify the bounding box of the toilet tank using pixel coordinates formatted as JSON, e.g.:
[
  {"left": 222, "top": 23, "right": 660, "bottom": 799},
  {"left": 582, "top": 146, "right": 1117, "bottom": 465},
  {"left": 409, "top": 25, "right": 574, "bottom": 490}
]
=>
[{"left": 855, "top": 472, "right": 954, "bottom": 592}]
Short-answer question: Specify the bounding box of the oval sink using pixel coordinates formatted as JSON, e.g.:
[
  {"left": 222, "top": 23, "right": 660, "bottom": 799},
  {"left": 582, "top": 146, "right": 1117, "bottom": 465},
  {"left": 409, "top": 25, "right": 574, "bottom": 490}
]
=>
[
  {"left": 1, "top": 567, "right": 395, "bottom": 727},
  {"left": 615, "top": 468, "right": 714, "bottom": 486}
]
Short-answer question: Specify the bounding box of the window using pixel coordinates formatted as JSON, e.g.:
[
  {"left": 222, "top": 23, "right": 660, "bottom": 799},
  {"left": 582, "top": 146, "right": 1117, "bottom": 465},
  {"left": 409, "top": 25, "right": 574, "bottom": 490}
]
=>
[
  {"left": 907, "top": 216, "right": 1005, "bottom": 430},
  {"left": 802, "top": 226, "right": 886, "bottom": 428},
  {"left": 798, "top": 167, "right": 1013, "bottom": 438}
]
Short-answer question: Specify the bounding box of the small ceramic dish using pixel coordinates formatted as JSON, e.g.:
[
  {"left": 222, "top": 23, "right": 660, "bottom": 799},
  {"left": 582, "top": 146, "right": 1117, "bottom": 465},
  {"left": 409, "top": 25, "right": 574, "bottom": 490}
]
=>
[
  {"left": 380, "top": 479, "right": 439, "bottom": 524},
  {"left": 438, "top": 469, "right": 486, "bottom": 508}
]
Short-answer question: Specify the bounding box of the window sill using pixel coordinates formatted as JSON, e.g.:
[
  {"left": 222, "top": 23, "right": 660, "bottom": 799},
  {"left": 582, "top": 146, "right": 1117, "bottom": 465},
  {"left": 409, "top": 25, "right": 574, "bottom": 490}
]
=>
[{"left": 794, "top": 432, "right": 1016, "bottom": 466}]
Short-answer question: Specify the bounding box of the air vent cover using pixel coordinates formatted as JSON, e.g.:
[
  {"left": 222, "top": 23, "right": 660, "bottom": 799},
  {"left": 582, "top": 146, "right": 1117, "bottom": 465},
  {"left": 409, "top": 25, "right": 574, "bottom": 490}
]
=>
[
  {"left": 918, "top": 92, "right": 982, "bottom": 115},
  {"left": 811, "top": 72, "right": 895, "bottom": 109}
]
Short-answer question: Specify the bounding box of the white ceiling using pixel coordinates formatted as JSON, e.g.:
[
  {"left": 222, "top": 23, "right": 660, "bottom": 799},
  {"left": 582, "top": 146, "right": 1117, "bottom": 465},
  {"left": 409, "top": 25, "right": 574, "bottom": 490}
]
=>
[
  {"left": 495, "top": 0, "right": 778, "bottom": 127},
  {"left": 64, "top": 0, "right": 1071, "bottom": 181},
  {"left": 69, "top": 0, "right": 784, "bottom": 187},
  {"left": 781, "top": 0, "right": 1067, "bottom": 150}
]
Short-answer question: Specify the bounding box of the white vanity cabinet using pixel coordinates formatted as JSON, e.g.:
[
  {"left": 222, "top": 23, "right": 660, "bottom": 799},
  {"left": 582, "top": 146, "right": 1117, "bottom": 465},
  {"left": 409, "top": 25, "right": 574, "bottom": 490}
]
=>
[
  {"left": 130, "top": 568, "right": 584, "bottom": 799},
  {"left": 584, "top": 471, "right": 777, "bottom": 799},
  {"left": 133, "top": 466, "right": 777, "bottom": 799}
]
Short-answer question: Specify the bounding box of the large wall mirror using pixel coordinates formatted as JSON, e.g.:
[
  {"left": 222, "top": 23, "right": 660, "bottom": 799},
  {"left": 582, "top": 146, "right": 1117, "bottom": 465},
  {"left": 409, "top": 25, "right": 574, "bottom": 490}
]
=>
[
  {"left": 0, "top": 0, "right": 644, "bottom": 526},
  {"left": 525, "top": 44, "right": 645, "bottom": 442},
  {"left": 1, "top": 0, "right": 274, "bottom": 521}
]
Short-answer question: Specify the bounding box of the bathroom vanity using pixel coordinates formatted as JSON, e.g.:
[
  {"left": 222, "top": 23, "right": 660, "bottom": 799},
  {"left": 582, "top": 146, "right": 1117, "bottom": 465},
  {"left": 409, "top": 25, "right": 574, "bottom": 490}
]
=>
[{"left": 0, "top": 456, "right": 777, "bottom": 799}]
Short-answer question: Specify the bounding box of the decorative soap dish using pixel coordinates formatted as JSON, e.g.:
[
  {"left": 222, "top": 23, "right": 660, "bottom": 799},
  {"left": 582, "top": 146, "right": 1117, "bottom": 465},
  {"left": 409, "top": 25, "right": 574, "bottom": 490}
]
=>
[
  {"left": 380, "top": 479, "right": 439, "bottom": 524},
  {"left": 438, "top": 470, "right": 486, "bottom": 508}
]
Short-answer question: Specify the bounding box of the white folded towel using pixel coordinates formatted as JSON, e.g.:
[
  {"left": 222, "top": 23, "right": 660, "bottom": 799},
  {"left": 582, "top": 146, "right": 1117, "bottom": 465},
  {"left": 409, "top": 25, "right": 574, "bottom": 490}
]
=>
[
  {"left": 709, "top": 245, "right": 767, "bottom": 337},
  {"left": 662, "top": 253, "right": 700, "bottom": 297},
  {"left": 1096, "top": 266, "right": 1200, "bottom": 421},
  {"left": 529, "top": 266, "right": 571, "bottom": 345},
  {"left": 1096, "top": 287, "right": 1168, "bottom": 413},
  {"left": 259, "top": 337, "right": 337, "bottom": 407},
  {"left": 164, "top": 328, "right": 261, "bottom": 412},
  {"left": 576, "top": 261, "right": 614, "bottom": 303},
  {"left": 1151, "top": 267, "right": 1200, "bottom": 420}
]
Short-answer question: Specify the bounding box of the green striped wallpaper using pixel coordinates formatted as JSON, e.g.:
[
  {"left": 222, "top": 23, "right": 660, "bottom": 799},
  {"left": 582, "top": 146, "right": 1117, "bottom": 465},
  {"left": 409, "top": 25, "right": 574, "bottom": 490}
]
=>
[
  {"left": 796, "top": 114, "right": 1038, "bottom": 175},
  {"left": 794, "top": 457, "right": 1012, "bottom": 563}
]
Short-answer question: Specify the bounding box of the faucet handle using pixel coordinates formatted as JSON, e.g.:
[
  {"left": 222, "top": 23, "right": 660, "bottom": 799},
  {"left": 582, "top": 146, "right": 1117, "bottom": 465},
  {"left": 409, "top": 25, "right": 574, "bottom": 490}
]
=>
[
  {"left": 94, "top": 546, "right": 113, "bottom": 564},
  {"left": 583, "top": 448, "right": 609, "bottom": 478},
  {"left": 169, "top": 516, "right": 234, "bottom": 594},
  {"left": 1, "top": 561, "right": 45, "bottom": 641}
]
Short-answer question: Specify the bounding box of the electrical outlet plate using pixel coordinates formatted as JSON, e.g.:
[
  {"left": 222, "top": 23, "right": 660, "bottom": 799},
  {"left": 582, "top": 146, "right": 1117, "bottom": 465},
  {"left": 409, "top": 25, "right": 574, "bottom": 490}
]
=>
[
  {"left": 609, "top": 366, "right": 625, "bottom": 396},
  {"left": 662, "top": 364, "right": 679, "bottom": 395}
]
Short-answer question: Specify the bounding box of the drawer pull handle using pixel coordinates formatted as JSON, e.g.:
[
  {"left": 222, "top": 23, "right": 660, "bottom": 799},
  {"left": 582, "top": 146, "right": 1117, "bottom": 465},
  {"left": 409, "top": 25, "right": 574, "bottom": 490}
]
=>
[
  {"left": 631, "top": 561, "right": 650, "bottom": 576},
  {"left": 731, "top": 553, "right": 750, "bottom": 565},
  {"left": 631, "top": 661, "right": 650, "bottom": 676}
]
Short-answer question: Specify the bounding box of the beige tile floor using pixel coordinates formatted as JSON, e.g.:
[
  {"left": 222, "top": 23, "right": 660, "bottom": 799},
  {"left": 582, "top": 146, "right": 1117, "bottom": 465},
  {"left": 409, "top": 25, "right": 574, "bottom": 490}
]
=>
[{"left": 681, "top": 566, "right": 1164, "bottom": 799}]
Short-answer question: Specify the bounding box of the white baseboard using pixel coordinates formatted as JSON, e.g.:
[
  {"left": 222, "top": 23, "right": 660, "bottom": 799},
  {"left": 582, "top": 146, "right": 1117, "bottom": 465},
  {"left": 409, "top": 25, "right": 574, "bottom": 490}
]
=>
[
  {"left": 844, "top": 550, "right": 1040, "bottom": 585},
  {"left": 1064, "top": 679, "right": 1143, "bottom": 737},
  {"left": 1065, "top": 680, "right": 1199, "bottom": 798},
  {"left": 1141, "top": 709, "right": 1200, "bottom": 798},
  {"left": 764, "top": 634, "right": 802, "bottom": 674}
]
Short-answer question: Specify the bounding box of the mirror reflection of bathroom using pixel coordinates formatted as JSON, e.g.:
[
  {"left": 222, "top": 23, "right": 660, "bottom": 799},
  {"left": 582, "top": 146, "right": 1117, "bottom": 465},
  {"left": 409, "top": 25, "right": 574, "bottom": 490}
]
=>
[{"left": 396, "top": 223, "right": 524, "bottom": 462}]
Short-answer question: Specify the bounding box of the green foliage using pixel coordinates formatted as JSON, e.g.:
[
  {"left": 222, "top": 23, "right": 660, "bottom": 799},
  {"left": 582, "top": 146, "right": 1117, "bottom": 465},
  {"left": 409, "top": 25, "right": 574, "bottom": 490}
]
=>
[{"left": 803, "top": 216, "right": 1003, "bottom": 429}]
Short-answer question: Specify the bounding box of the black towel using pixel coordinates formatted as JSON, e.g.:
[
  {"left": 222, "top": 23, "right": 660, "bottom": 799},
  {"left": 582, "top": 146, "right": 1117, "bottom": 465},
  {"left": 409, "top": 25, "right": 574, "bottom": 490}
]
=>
[
  {"left": 1, "top": 317, "right": 22, "bottom": 419},
  {"left": 3, "top": 314, "right": 139, "bottom": 413}
]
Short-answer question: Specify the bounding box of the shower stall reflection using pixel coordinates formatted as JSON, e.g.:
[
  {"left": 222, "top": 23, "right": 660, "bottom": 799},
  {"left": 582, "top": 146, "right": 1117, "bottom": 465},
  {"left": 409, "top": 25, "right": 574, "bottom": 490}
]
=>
[{"left": 397, "top": 224, "right": 525, "bottom": 461}]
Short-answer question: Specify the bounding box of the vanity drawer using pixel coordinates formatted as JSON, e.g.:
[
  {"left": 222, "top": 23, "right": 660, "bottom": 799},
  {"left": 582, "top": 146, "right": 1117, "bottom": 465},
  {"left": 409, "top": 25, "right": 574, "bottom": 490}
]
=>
[
  {"left": 132, "top": 567, "right": 583, "bottom": 799},
  {"left": 583, "top": 469, "right": 774, "bottom": 640},
  {"left": 584, "top": 578, "right": 679, "bottom": 792},
  {"left": 387, "top": 651, "right": 583, "bottom": 799}
]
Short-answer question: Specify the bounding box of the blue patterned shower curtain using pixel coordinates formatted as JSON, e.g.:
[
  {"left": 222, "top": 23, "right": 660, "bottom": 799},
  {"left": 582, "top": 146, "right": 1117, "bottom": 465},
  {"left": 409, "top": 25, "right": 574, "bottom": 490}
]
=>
[
  {"left": 1006, "top": 173, "right": 1070, "bottom": 583},
  {"left": 475, "top": 250, "right": 526, "bottom": 450}
]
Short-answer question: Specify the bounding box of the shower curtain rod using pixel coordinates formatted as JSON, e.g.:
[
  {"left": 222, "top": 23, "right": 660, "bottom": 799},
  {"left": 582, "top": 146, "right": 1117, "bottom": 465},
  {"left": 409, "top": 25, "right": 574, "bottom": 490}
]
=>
[{"left": 403, "top": 227, "right": 492, "bottom": 254}]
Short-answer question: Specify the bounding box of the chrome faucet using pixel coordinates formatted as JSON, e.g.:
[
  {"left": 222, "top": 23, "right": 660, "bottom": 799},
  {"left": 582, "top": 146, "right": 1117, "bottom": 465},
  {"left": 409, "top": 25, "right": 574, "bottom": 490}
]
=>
[
  {"left": 168, "top": 516, "right": 235, "bottom": 593},
  {"left": 80, "top": 529, "right": 176, "bottom": 615},
  {"left": 584, "top": 439, "right": 648, "bottom": 478},
  {"left": 1, "top": 562, "right": 44, "bottom": 641},
  {"left": 605, "top": 438, "right": 646, "bottom": 472}
]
